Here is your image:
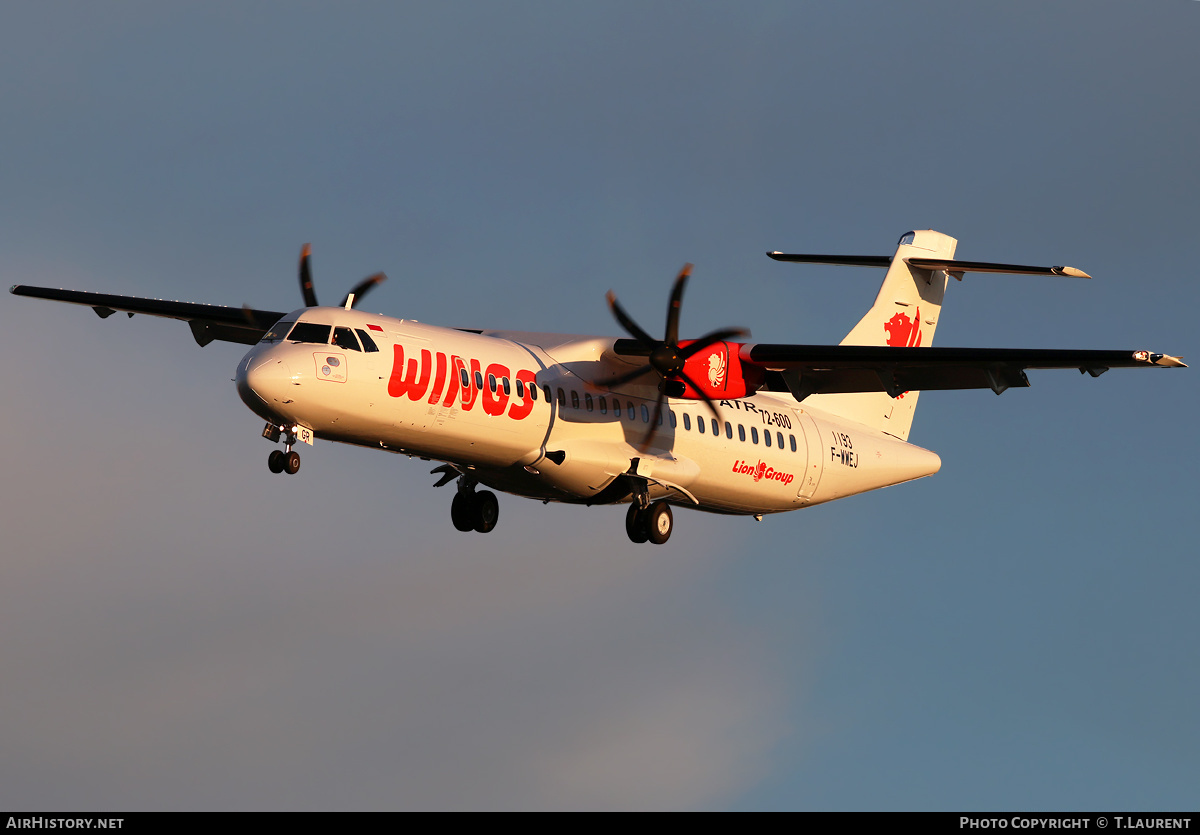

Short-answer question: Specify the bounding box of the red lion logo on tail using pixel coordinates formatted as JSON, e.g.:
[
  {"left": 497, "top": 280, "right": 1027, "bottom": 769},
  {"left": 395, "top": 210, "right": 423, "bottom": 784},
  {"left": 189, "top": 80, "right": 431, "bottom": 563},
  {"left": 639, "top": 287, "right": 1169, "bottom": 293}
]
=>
[{"left": 884, "top": 307, "right": 922, "bottom": 347}]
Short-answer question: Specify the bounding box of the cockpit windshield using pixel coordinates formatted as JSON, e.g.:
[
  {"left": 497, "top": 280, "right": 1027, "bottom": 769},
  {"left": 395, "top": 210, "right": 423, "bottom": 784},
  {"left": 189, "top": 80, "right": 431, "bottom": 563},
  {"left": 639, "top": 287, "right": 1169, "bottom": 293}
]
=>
[
  {"left": 332, "top": 326, "right": 361, "bottom": 351},
  {"left": 260, "top": 320, "right": 296, "bottom": 343},
  {"left": 260, "top": 320, "right": 372, "bottom": 347},
  {"left": 286, "top": 322, "right": 333, "bottom": 344}
]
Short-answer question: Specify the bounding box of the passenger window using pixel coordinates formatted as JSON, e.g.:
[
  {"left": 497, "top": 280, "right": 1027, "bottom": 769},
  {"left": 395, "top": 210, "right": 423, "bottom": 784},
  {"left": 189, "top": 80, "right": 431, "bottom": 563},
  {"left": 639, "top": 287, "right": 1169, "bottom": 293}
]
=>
[
  {"left": 503, "top": 377, "right": 511, "bottom": 396},
  {"left": 585, "top": 393, "right": 593, "bottom": 412},
  {"left": 599, "top": 396, "right": 607, "bottom": 414},
  {"left": 777, "top": 432, "right": 785, "bottom": 449},
  {"left": 790, "top": 434, "right": 797, "bottom": 452},
  {"left": 261, "top": 320, "right": 296, "bottom": 343},
  {"left": 611, "top": 398, "right": 620, "bottom": 415},
  {"left": 475, "top": 371, "right": 484, "bottom": 390},
  {"left": 543, "top": 385, "right": 552, "bottom": 402},
  {"left": 355, "top": 329, "right": 380, "bottom": 352},
  {"left": 529, "top": 382, "right": 537, "bottom": 400},
  {"left": 571, "top": 390, "right": 579, "bottom": 409},
  {"left": 287, "top": 322, "right": 332, "bottom": 344},
  {"left": 333, "top": 327, "right": 361, "bottom": 351},
  {"left": 460, "top": 368, "right": 470, "bottom": 388},
  {"left": 751, "top": 427, "right": 759, "bottom": 444},
  {"left": 683, "top": 413, "right": 691, "bottom": 431},
  {"left": 669, "top": 411, "right": 676, "bottom": 428},
  {"left": 657, "top": 409, "right": 663, "bottom": 426},
  {"left": 557, "top": 388, "right": 566, "bottom": 407},
  {"left": 738, "top": 424, "right": 746, "bottom": 442},
  {"left": 698, "top": 416, "right": 706, "bottom": 434},
  {"left": 488, "top": 374, "right": 496, "bottom": 393},
  {"left": 515, "top": 379, "right": 524, "bottom": 398},
  {"left": 641, "top": 404, "right": 649, "bottom": 423},
  {"left": 725, "top": 421, "right": 733, "bottom": 439},
  {"left": 711, "top": 418, "right": 719, "bottom": 435},
  {"left": 764, "top": 430, "right": 772, "bottom": 448},
  {"left": 627, "top": 403, "right": 635, "bottom": 421}
]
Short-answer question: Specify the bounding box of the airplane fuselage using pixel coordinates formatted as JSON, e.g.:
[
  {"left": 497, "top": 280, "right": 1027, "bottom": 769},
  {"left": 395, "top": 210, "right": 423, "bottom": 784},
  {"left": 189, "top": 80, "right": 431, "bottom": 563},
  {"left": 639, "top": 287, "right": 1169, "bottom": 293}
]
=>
[{"left": 235, "top": 306, "right": 942, "bottom": 518}]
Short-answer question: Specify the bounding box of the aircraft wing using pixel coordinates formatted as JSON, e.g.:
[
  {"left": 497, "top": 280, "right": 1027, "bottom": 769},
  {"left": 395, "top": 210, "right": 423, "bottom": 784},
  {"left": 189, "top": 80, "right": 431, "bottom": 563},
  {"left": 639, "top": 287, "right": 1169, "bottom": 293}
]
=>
[
  {"left": 741, "top": 344, "right": 1186, "bottom": 399},
  {"left": 9, "top": 285, "right": 286, "bottom": 346}
]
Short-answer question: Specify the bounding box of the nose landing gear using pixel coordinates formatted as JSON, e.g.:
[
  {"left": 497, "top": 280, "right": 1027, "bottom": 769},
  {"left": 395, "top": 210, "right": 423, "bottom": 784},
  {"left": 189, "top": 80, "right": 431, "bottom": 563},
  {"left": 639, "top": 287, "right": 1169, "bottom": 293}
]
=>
[
  {"left": 264, "top": 424, "right": 302, "bottom": 475},
  {"left": 268, "top": 449, "right": 301, "bottom": 474}
]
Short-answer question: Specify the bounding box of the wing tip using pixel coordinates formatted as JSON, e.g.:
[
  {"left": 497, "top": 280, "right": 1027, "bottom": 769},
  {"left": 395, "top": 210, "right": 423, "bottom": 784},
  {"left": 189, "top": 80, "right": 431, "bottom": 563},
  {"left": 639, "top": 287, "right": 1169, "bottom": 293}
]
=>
[{"left": 1138, "top": 351, "right": 1187, "bottom": 368}]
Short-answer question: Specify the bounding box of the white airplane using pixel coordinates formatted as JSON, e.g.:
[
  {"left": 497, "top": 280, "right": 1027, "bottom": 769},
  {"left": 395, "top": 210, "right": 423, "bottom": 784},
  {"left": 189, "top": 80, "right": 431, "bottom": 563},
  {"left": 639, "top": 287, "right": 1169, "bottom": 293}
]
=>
[{"left": 10, "top": 230, "right": 1185, "bottom": 544}]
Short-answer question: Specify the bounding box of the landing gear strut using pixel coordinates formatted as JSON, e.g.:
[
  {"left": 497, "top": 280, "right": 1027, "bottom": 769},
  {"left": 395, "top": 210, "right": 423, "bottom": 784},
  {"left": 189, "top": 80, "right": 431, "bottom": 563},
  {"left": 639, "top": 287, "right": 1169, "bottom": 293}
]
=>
[
  {"left": 451, "top": 480, "right": 499, "bottom": 533},
  {"left": 625, "top": 500, "right": 673, "bottom": 545},
  {"left": 265, "top": 424, "right": 301, "bottom": 475}
]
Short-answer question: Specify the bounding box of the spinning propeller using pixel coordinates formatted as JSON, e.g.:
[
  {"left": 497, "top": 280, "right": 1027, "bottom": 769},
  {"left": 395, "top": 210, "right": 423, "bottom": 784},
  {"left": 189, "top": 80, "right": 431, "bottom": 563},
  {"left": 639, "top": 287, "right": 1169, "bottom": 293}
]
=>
[
  {"left": 605, "top": 264, "right": 748, "bottom": 450},
  {"left": 297, "top": 243, "right": 387, "bottom": 309}
]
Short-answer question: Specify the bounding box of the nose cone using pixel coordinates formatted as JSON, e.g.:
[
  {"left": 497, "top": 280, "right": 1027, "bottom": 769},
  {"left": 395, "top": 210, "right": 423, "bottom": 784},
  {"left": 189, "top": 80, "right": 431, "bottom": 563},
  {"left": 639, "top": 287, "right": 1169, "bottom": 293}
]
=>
[{"left": 236, "top": 352, "right": 296, "bottom": 422}]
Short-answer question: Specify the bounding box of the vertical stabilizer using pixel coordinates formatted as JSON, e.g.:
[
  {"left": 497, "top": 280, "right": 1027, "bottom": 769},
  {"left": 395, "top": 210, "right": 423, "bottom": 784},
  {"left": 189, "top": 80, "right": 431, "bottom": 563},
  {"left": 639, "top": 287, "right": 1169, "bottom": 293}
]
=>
[{"left": 804, "top": 230, "right": 957, "bottom": 441}]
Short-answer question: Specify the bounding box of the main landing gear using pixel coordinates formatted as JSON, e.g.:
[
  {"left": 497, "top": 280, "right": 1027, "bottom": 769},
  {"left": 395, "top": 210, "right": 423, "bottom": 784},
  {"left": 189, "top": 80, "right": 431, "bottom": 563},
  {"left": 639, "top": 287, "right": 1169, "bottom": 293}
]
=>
[
  {"left": 626, "top": 500, "right": 673, "bottom": 545},
  {"left": 264, "top": 424, "right": 301, "bottom": 475},
  {"left": 451, "top": 481, "right": 499, "bottom": 533}
]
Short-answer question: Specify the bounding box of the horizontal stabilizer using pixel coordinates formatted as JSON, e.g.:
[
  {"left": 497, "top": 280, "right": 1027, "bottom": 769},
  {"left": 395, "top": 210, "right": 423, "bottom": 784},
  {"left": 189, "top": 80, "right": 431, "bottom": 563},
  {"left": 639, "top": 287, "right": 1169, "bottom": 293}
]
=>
[
  {"left": 767, "top": 252, "right": 1090, "bottom": 278},
  {"left": 905, "top": 258, "right": 1090, "bottom": 278},
  {"left": 766, "top": 253, "right": 892, "bottom": 268}
]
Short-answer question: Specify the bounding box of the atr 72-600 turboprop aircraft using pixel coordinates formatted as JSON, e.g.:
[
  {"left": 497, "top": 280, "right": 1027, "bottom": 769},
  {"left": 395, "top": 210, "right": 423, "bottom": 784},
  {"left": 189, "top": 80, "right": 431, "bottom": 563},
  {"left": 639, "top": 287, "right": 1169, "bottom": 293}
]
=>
[{"left": 11, "top": 230, "right": 1185, "bottom": 544}]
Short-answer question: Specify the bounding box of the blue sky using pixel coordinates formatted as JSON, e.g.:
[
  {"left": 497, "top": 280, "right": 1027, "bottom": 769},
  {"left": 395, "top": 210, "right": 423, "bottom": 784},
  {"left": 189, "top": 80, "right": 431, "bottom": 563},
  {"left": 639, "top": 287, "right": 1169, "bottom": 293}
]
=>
[{"left": 1, "top": 1, "right": 1196, "bottom": 810}]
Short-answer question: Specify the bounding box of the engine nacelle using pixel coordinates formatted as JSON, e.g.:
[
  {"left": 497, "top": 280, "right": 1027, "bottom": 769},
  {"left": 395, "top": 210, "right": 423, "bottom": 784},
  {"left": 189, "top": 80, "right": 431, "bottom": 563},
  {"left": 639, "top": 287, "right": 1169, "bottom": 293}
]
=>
[{"left": 675, "top": 340, "right": 762, "bottom": 400}]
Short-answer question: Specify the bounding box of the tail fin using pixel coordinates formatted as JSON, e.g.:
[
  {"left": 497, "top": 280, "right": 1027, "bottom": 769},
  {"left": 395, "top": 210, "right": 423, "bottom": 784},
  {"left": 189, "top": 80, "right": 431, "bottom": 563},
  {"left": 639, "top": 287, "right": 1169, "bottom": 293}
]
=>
[{"left": 805, "top": 229, "right": 957, "bottom": 440}]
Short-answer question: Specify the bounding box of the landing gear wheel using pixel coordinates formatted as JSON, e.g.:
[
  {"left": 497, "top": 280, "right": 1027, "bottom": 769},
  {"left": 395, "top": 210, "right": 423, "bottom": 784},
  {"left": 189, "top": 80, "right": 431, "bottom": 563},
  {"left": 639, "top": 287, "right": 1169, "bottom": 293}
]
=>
[
  {"left": 451, "top": 491, "right": 476, "bottom": 532},
  {"left": 646, "top": 501, "right": 673, "bottom": 545},
  {"left": 283, "top": 450, "right": 301, "bottom": 475},
  {"left": 626, "top": 503, "right": 649, "bottom": 544},
  {"left": 268, "top": 449, "right": 286, "bottom": 474},
  {"left": 473, "top": 490, "right": 499, "bottom": 533}
]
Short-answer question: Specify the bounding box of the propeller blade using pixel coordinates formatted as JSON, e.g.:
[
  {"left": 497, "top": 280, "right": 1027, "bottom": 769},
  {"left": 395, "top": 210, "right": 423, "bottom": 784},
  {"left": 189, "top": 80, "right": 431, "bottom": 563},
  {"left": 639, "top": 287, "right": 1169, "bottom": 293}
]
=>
[
  {"left": 298, "top": 243, "right": 318, "bottom": 307},
  {"left": 678, "top": 368, "right": 722, "bottom": 422},
  {"left": 679, "top": 327, "right": 751, "bottom": 359},
  {"left": 340, "top": 272, "right": 387, "bottom": 309},
  {"left": 664, "top": 264, "right": 692, "bottom": 346},
  {"left": 637, "top": 392, "right": 667, "bottom": 452},
  {"left": 604, "top": 262, "right": 750, "bottom": 417},
  {"left": 606, "top": 290, "right": 658, "bottom": 347}
]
